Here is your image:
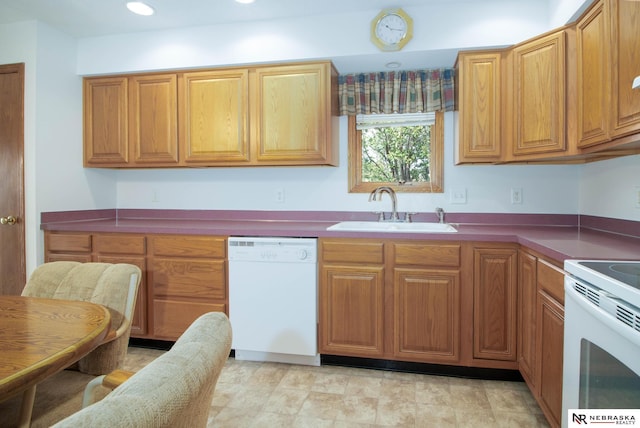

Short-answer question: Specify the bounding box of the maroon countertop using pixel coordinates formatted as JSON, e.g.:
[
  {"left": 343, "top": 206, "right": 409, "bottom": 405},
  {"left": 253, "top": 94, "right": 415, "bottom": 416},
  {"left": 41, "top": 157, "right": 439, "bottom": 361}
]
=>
[{"left": 40, "top": 209, "right": 640, "bottom": 263}]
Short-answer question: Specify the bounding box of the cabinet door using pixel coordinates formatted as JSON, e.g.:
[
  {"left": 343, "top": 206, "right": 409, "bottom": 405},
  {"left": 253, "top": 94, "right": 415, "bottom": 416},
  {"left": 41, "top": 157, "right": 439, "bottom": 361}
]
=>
[
  {"left": 576, "top": 0, "right": 611, "bottom": 148},
  {"left": 393, "top": 268, "right": 460, "bottom": 363},
  {"left": 93, "top": 234, "right": 147, "bottom": 337},
  {"left": 473, "top": 247, "right": 518, "bottom": 361},
  {"left": 252, "top": 63, "right": 334, "bottom": 165},
  {"left": 456, "top": 51, "right": 503, "bottom": 163},
  {"left": 319, "top": 265, "right": 385, "bottom": 358},
  {"left": 536, "top": 291, "right": 564, "bottom": 428},
  {"left": 512, "top": 31, "right": 566, "bottom": 156},
  {"left": 84, "top": 76, "right": 129, "bottom": 166},
  {"left": 610, "top": 0, "right": 640, "bottom": 138},
  {"left": 179, "top": 70, "right": 250, "bottom": 163},
  {"left": 517, "top": 250, "right": 537, "bottom": 387},
  {"left": 129, "top": 74, "right": 179, "bottom": 165}
]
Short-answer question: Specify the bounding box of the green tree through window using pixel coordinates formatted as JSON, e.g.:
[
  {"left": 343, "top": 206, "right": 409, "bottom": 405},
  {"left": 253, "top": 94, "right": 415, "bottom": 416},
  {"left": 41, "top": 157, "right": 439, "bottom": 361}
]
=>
[
  {"left": 361, "top": 124, "right": 431, "bottom": 183},
  {"left": 348, "top": 111, "right": 443, "bottom": 193}
]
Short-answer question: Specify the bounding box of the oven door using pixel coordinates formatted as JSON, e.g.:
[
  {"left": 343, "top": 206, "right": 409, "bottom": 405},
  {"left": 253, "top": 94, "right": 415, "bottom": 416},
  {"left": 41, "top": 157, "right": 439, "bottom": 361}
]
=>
[{"left": 562, "top": 277, "right": 640, "bottom": 427}]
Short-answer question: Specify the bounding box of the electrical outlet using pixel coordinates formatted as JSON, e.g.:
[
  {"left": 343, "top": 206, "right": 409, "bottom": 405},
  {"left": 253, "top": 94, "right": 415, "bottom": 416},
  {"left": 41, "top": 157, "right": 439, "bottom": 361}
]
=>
[
  {"left": 511, "top": 188, "right": 523, "bottom": 205},
  {"left": 274, "top": 188, "right": 285, "bottom": 203},
  {"left": 450, "top": 187, "right": 467, "bottom": 204},
  {"left": 151, "top": 189, "right": 159, "bottom": 203},
  {"left": 635, "top": 185, "right": 640, "bottom": 209}
]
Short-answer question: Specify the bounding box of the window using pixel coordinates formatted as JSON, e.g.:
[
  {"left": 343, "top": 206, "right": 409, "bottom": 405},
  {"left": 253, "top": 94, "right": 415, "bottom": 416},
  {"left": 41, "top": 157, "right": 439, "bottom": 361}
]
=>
[{"left": 348, "top": 110, "right": 443, "bottom": 193}]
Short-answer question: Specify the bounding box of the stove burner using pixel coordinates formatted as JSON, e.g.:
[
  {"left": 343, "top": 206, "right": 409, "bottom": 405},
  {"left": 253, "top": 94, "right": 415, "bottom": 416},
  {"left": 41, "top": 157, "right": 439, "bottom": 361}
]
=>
[{"left": 579, "top": 261, "right": 640, "bottom": 290}]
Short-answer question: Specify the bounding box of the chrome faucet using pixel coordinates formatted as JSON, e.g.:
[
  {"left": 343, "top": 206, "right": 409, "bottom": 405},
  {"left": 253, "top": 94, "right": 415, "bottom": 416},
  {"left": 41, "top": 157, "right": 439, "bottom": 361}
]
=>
[
  {"left": 435, "top": 207, "right": 445, "bottom": 224},
  {"left": 369, "top": 186, "right": 399, "bottom": 222}
]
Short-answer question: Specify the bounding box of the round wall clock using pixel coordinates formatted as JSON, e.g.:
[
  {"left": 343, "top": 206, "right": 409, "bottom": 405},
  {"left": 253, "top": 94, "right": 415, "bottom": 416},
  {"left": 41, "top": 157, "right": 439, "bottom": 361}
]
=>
[{"left": 371, "top": 8, "right": 413, "bottom": 52}]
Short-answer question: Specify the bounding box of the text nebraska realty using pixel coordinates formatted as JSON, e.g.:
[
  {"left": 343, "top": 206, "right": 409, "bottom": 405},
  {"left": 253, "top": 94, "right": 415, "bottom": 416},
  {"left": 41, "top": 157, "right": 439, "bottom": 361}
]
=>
[{"left": 573, "top": 413, "right": 636, "bottom": 425}]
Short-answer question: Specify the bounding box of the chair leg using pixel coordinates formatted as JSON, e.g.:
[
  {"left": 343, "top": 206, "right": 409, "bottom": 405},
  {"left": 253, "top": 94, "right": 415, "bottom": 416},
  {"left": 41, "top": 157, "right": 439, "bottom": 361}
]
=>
[
  {"left": 82, "top": 375, "right": 106, "bottom": 408},
  {"left": 18, "top": 385, "right": 36, "bottom": 428}
]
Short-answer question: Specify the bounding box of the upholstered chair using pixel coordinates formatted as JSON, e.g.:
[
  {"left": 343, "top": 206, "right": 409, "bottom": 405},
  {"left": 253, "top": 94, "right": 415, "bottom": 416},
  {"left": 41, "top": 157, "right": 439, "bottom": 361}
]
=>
[
  {"left": 21, "top": 261, "right": 141, "bottom": 375},
  {"left": 52, "top": 311, "right": 232, "bottom": 428}
]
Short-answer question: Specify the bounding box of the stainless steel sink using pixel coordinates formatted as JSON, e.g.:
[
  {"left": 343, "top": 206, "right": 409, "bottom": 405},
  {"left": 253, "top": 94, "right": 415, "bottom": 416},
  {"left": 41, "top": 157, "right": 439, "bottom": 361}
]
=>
[{"left": 326, "top": 221, "right": 457, "bottom": 233}]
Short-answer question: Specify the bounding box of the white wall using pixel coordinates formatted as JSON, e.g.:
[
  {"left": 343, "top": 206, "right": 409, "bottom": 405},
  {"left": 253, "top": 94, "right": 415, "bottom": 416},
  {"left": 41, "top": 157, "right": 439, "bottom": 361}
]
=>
[
  {"left": 579, "top": 154, "right": 640, "bottom": 221},
  {"left": 0, "top": 21, "right": 118, "bottom": 272},
  {"left": 116, "top": 113, "right": 582, "bottom": 215}
]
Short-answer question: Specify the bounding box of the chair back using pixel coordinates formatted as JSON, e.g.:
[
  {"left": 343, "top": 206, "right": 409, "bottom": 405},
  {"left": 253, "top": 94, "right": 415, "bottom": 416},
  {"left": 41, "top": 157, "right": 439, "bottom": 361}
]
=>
[
  {"left": 52, "top": 312, "right": 233, "bottom": 428},
  {"left": 22, "top": 261, "right": 141, "bottom": 374}
]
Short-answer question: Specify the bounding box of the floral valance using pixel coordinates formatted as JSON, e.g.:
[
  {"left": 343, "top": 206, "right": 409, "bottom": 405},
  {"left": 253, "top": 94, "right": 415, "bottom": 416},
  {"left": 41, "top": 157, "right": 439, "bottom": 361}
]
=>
[{"left": 338, "top": 68, "right": 455, "bottom": 116}]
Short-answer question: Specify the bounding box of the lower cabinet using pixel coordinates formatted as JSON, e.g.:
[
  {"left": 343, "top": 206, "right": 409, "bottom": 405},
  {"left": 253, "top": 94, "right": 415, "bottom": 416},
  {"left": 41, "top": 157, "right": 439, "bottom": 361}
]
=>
[
  {"left": 43, "top": 231, "right": 228, "bottom": 341},
  {"left": 518, "top": 248, "right": 565, "bottom": 428},
  {"left": 472, "top": 245, "right": 518, "bottom": 363},
  {"left": 319, "top": 240, "right": 385, "bottom": 357},
  {"left": 319, "top": 238, "right": 524, "bottom": 369},
  {"left": 147, "top": 235, "right": 227, "bottom": 341}
]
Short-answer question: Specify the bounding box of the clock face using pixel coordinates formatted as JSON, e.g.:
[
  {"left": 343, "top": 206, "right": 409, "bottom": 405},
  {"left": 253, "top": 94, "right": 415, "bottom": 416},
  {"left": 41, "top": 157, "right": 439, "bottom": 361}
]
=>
[
  {"left": 370, "top": 8, "right": 413, "bottom": 52},
  {"left": 375, "top": 14, "right": 408, "bottom": 46}
]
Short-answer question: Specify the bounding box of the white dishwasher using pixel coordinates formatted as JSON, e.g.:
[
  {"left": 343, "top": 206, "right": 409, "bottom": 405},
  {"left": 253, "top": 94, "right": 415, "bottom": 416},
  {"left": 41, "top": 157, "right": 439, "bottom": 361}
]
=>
[{"left": 228, "top": 237, "right": 320, "bottom": 366}]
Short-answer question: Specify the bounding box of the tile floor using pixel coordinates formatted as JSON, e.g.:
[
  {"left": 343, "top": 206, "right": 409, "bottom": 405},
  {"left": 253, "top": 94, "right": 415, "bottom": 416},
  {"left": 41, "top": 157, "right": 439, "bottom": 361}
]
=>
[
  {"left": 2, "top": 346, "right": 551, "bottom": 428},
  {"left": 201, "top": 350, "right": 550, "bottom": 427}
]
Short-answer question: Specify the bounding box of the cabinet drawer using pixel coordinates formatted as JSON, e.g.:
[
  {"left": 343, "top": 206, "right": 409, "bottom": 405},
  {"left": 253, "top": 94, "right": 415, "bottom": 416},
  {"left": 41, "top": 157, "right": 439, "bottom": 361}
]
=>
[
  {"left": 94, "top": 234, "right": 145, "bottom": 255},
  {"left": 537, "top": 258, "right": 565, "bottom": 304},
  {"left": 393, "top": 243, "right": 460, "bottom": 267},
  {"left": 153, "top": 300, "right": 226, "bottom": 340},
  {"left": 150, "top": 259, "right": 226, "bottom": 300},
  {"left": 46, "top": 232, "right": 92, "bottom": 253},
  {"left": 321, "top": 240, "right": 384, "bottom": 264},
  {"left": 148, "top": 235, "right": 226, "bottom": 258}
]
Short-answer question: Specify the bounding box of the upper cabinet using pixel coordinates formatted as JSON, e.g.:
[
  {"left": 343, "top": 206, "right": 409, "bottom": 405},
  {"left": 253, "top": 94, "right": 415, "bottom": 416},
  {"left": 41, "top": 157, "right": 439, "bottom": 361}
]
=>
[
  {"left": 509, "top": 30, "right": 566, "bottom": 158},
  {"left": 455, "top": 51, "right": 504, "bottom": 164},
  {"left": 609, "top": 0, "right": 640, "bottom": 139},
  {"left": 84, "top": 61, "right": 338, "bottom": 168},
  {"left": 576, "top": 0, "right": 640, "bottom": 150},
  {"left": 455, "top": 0, "right": 640, "bottom": 164}
]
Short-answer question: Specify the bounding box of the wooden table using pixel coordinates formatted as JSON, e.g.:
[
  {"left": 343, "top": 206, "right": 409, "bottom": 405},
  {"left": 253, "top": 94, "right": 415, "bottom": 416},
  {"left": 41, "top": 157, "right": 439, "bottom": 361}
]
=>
[{"left": 0, "top": 296, "right": 111, "bottom": 427}]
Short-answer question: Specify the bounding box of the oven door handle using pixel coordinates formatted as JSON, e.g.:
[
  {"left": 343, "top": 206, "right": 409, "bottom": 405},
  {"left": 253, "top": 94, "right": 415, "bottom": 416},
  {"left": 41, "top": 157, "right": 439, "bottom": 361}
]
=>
[{"left": 565, "top": 280, "right": 640, "bottom": 345}]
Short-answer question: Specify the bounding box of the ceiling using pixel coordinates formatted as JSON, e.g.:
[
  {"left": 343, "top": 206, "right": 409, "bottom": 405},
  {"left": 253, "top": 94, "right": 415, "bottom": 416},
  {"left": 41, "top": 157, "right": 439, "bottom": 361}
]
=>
[
  {"left": 0, "top": 0, "right": 546, "bottom": 72},
  {"left": 0, "top": 0, "right": 473, "bottom": 38}
]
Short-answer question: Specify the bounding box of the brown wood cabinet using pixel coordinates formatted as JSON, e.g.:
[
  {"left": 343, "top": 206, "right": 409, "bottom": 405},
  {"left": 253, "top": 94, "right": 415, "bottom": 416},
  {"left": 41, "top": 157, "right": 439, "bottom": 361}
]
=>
[
  {"left": 84, "top": 61, "right": 338, "bottom": 168},
  {"left": 472, "top": 245, "right": 518, "bottom": 362},
  {"left": 319, "top": 238, "right": 526, "bottom": 369},
  {"left": 509, "top": 30, "right": 566, "bottom": 158},
  {"left": 179, "top": 69, "right": 250, "bottom": 164},
  {"left": 44, "top": 231, "right": 148, "bottom": 337},
  {"left": 575, "top": 0, "right": 611, "bottom": 148},
  {"left": 535, "top": 258, "right": 564, "bottom": 428},
  {"left": 455, "top": 51, "right": 504, "bottom": 164},
  {"left": 92, "top": 234, "right": 148, "bottom": 337},
  {"left": 147, "top": 235, "right": 227, "bottom": 341},
  {"left": 44, "top": 231, "right": 228, "bottom": 341},
  {"left": 517, "top": 250, "right": 537, "bottom": 387},
  {"left": 455, "top": 0, "right": 640, "bottom": 164},
  {"left": 575, "top": 0, "right": 640, "bottom": 152},
  {"left": 392, "top": 242, "right": 461, "bottom": 364},
  {"left": 518, "top": 248, "right": 565, "bottom": 428},
  {"left": 84, "top": 74, "right": 179, "bottom": 167},
  {"left": 319, "top": 240, "right": 385, "bottom": 358}
]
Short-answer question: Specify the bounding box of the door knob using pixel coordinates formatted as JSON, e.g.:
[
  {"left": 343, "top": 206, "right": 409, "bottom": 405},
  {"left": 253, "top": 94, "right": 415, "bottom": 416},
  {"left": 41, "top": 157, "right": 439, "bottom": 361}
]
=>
[{"left": 0, "top": 216, "right": 17, "bottom": 225}]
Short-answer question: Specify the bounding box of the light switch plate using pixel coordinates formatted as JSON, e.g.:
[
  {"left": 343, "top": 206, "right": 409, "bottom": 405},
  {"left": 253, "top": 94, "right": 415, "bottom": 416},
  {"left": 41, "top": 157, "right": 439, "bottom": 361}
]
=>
[{"left": 450, "top": 187, "right": 467, "bottom": 204}]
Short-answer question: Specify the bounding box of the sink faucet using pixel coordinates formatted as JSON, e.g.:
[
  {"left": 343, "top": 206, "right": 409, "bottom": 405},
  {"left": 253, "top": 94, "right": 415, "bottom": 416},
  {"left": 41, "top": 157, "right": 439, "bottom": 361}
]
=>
[
  {"left": 435, "top": 207, "right": 445, "bottom": 224},
  {"left": 369, "top": 186, "right": 399, "bottom": 222}
]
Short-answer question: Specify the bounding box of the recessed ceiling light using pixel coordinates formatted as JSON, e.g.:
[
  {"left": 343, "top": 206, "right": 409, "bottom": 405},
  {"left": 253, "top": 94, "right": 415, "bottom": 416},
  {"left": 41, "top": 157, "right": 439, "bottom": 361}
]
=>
[
  {"left": 235, "top": 0, "right": 255, "bottom": 4},
  {"left": 385, "top": 62, "right": 401, "bottom": 69},
  {"left": 126, "top": 2, "right": 155, "bottom": 16}
]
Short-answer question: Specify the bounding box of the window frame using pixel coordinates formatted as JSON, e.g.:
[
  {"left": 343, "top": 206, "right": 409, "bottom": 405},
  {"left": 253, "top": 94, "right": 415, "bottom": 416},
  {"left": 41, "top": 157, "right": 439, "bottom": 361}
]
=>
[{"left": 347, "top": 110, "right": 444, "bottom": 193}]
